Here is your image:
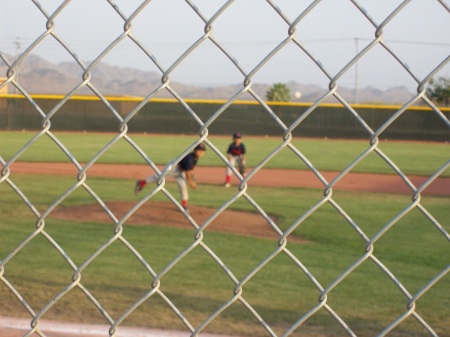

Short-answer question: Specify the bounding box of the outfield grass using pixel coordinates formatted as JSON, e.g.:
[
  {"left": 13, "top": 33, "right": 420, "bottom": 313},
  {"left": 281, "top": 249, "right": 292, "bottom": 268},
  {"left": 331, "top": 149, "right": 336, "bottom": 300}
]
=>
[
  {"left": 0, "top": 131, "right": 448, "bottom": 176},
  {"left": 0, "top": 174, "right": 448, "bottom": 336}
]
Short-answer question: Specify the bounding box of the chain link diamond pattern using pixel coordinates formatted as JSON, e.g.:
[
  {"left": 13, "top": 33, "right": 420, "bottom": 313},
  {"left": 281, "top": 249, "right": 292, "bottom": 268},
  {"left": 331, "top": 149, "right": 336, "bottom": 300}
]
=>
[{"left": 1, "top": 1, "right": 449, "bottom": 336}]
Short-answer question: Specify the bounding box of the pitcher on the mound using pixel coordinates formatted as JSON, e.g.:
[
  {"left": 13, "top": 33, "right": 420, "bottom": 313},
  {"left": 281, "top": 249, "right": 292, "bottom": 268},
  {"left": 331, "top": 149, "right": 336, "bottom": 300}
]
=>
[
  {"left": 134, "top": 143, "right": 206, "bottom": 212},
  {"left": 225, "top": 132, "right": 246, "bottom": 187}
]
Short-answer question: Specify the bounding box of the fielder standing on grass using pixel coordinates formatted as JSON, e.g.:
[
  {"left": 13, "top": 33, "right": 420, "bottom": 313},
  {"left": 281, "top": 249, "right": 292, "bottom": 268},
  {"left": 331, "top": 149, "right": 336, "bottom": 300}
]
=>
[
  {"left": 225, "top": 132, "right": 246, "bottom": 187},
  {"left": 134, "top": 143, "right": 206, "bottom": 212}
]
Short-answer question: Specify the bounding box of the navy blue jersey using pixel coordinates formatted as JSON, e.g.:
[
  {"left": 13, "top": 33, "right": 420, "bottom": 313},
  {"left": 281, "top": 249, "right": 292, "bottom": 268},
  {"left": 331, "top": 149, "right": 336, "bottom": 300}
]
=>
[
  {"left": 227, "top": 143, "right": 246, "bottom": 156},
  {"left": 178, "top": 152, "right": 197, "bottom": 171}
]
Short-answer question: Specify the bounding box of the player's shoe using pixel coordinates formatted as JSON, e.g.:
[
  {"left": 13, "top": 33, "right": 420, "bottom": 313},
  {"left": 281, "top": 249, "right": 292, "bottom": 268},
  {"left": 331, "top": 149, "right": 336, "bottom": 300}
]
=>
[
  {"left": 183, "top": 206, "right": 190, "bottom": 214},
  {"left": 225, "top": 183, "right": 230, "bottom": 188},
  {"left": 134, "top": 180, "right": 146, "bottom": 194}
]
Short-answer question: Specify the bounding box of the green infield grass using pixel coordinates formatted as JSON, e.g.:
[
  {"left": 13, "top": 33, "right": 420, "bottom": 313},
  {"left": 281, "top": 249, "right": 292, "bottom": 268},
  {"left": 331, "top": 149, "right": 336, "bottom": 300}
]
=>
[
  {"left": 0, "top": 174, "right": 448, "bottom": 336},
  {"left": 0, "top": 131, "right": 448, "bottom": 176}
]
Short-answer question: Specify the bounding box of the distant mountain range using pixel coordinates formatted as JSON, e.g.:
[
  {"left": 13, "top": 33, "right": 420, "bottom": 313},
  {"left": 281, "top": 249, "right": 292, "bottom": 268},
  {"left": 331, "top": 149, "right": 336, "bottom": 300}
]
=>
[{"left": 1, "top": 54, "right": 415, "bottom": 104}]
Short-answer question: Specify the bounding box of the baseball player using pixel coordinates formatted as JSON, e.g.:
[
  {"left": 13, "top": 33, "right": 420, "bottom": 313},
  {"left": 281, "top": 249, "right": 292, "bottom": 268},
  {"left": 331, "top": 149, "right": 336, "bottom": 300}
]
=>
[
  {"left": 134, "top": 143, "right": 206, "bottom": 212},
  {"left": 225, "top": 132, "right": 246, "bottom": 187}
]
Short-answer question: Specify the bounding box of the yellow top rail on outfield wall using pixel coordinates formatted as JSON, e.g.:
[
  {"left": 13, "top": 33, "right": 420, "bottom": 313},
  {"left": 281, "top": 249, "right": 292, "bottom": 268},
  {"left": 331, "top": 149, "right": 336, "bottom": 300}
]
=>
[{"left": 0, "top": 93, "right": 449, "bottom": 112}]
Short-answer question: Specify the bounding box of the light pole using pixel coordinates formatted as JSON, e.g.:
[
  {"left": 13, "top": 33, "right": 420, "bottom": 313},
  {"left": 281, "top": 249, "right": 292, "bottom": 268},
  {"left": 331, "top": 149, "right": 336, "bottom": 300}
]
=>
[{"left": 354, "top": 37, "right": 359, "bottom": 104}]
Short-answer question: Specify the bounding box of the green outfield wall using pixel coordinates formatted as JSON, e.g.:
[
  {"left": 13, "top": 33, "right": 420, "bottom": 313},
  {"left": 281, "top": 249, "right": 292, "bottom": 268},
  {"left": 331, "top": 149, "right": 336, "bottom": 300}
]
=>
[{"left": 0, "top": 95, "right": 449, "bottom": 141}]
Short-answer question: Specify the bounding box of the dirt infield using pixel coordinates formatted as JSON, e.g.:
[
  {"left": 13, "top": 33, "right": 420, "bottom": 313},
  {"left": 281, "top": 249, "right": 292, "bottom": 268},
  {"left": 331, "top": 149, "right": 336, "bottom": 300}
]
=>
[
  {"left": 5, "top": 162, "right": 450, "bottom": 245},
  {"left": 6, "top": 162, "right": 450, "bottom": 242},
  {"left": 9, "top": 162, "right": 450, "bottom": 196}
]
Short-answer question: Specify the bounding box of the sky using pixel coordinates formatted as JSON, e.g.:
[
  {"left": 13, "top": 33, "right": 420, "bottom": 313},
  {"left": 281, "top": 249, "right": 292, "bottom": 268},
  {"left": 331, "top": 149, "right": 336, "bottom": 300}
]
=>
[{"left": 1, "top": 0, "right": 449, "bottom": 93}]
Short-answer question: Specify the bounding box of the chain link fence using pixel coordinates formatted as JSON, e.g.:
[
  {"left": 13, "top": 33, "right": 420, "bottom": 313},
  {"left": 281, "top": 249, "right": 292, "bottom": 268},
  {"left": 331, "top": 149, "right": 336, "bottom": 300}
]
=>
[{"left": 0, "top": 1, "right": 449, "bottom": 336}]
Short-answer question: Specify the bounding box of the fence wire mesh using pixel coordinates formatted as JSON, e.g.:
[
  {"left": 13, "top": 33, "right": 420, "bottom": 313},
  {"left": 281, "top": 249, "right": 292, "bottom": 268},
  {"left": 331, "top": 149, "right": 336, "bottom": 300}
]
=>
[{"left": 0, "top": 1, "right": 449, "bottom": 336}]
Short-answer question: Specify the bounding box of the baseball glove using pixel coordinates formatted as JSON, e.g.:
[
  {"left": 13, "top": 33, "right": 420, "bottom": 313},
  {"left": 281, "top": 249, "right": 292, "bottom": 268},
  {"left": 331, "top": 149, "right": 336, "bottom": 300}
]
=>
[{"left": 239, "top": 164, "right": 246, "bottom": 177}]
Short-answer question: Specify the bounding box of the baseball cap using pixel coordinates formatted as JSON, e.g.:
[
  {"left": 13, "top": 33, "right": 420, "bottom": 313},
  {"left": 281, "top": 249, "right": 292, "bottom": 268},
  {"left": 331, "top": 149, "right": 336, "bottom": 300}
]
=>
[
  {"left": 194, "top": 143, "right": 206, "bottom": 151},
  {"left": 233, "top": 132, "right": 242, "bottom": 138}
]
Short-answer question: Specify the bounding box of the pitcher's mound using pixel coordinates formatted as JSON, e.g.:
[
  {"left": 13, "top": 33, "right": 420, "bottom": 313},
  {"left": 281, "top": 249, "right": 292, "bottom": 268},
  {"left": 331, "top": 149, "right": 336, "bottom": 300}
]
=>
[{"left": 51, "top": 201, "right": 304, "bottom": 242}]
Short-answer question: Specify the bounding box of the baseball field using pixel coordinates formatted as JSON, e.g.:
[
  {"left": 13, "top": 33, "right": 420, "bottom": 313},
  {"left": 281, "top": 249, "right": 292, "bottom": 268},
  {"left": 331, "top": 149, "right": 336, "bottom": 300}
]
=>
[{"left": 0, "top": 131, "right": 449, "bottom": 337}]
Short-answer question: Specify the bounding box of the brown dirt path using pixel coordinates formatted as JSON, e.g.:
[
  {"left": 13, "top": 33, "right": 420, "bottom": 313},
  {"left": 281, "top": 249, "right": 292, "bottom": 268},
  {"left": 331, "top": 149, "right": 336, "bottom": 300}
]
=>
[
  {"left": 9, "top": 162, "right": 450, "bottom": 196},
  {"left": 50, "top": 200, "right": 292, "bottom": 242}
]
